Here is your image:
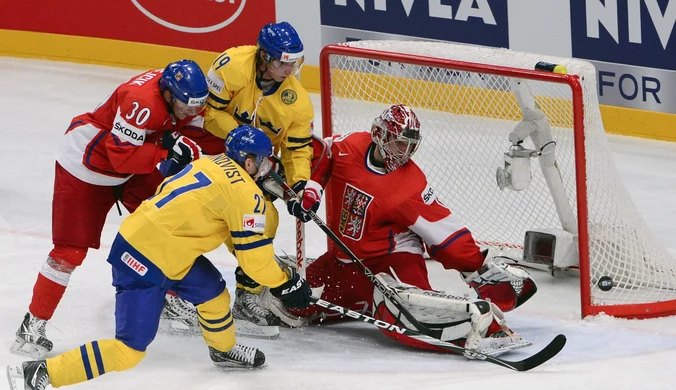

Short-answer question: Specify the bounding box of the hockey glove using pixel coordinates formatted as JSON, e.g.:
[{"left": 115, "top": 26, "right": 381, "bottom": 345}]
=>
[
  {"left": 462, "top": 255, "right": 537, "bottom": 312},
  {"left": 235, "top": 266, "right": 263, "bottom": 294},
  {"left": 269, "top": 270, "right": 312, "bottom": 309},
  {"left": 286, "top": 180, "right": 323, "bottom": 223},
  {"left": 159, "top": 132, "right": 202, "bottom": 177}
]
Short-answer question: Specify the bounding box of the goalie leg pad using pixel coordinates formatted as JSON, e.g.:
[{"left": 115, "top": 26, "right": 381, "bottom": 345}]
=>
[
  {"left": 463, "top": 257, "right": 537, "bottom": 312},
  {"left": 373, "top": 273, "right": 530, "bottom": 356},
  {"left": 373, "top": 273, "right": 479, "bottom": 353}
]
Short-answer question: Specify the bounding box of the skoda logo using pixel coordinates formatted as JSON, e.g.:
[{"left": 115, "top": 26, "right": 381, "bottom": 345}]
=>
[{"left": 131, "top": 0, "right": 246, "bottom": 34}]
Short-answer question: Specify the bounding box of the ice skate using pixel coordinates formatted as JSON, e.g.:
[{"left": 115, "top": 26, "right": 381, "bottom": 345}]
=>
[
  {"left": 209, "top": 344, "right": 265, "bottom": 368},
  {"left": 233, "top": 287, "right": 281, "bottom": 339},
  {"left": 464, "top": 303, "right": 532, "bottom": 359},
  {"left": 6, "top": 360, "right": 50, "bottom": 390},
  {"left": 10, "top": 313, "right": 53, "bottom": 359},
  {"left": 468, "top": 330, "right": 532, "bottom": 358},
  {"left": 159, "top": 294, "right": 200, "bottom": 336}
]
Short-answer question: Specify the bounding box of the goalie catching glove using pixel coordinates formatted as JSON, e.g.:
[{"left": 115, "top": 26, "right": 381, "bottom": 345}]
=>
[{"left": 462, "top": 250, "right": 537, "bottom": 312}]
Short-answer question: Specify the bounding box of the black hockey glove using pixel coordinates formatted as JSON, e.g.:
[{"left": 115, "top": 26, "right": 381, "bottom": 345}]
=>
[
  {"left": 235, "top": 266, "right": 262, "bottom": 293},
  {"left": 159, "top": 131, "right": 202, "bottom": 177},
  {"left": 269, "top": 270, "right": 312, "bottom": 309},
  {"left": 286, "top": 180, "right": 323, "bottom": 223}
]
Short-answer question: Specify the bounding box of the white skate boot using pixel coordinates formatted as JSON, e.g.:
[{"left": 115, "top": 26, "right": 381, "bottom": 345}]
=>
[
  {"left": 10, "top": 313, "right": 53, "bottom": 359},
  {"left": 233, "top": 287, "right": 281, "bottom": 339},
  {"left": 159, "top": 294, "right": 200, "bottom": 336},
  {"left": 209, "top": 344, "right": 265, "bottom": 368},
  {"left": 6, "top": 360, "right": 50, "bottom": 390}
]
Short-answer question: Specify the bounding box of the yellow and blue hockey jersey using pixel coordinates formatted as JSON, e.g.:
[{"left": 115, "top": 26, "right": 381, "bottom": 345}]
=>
[
  {"left": 200, "top": 45, "right": 314, "bottom": 187},
  {"left": 117, "top": 154, "right": 288, "bottom": 288}
]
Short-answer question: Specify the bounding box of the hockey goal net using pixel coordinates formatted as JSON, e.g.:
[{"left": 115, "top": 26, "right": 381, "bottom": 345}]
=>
[{"left": 319, "top": 41, "right": 676, "bottom": 319}]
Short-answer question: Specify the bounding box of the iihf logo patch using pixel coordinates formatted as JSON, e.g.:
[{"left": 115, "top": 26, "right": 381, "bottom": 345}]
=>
[{"left": 121, "top": 252, "right": 148, "bottom": 276}]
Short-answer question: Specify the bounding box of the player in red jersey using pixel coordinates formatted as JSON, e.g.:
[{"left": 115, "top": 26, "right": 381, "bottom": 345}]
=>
[
  {"left": 268, "top": 105, "right": 538, "bottom": 357},
  {"left": 10, "top": 60, "right": 208, "bottom": 359}
]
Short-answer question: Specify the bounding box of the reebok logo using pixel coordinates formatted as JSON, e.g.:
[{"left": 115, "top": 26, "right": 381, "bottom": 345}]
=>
[{"left": 20, "top": 323, "right": 34, "bottom": 343}]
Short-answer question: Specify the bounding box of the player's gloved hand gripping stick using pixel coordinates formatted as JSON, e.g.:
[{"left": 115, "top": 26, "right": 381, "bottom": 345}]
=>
[{"left": 268, "top": 169, "right": 566, "bottom": 371}]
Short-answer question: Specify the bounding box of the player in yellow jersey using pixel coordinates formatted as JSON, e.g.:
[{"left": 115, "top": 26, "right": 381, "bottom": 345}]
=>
[
  {"left": 170, "top": 21, "right": 322, "bottom": 339},
  {"left": 6, "top": 125, "right": 312, "bottom": 390}
]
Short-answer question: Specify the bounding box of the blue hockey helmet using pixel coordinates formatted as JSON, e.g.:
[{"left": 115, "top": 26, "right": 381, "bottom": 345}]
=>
[
  {"left": 159, "top": 59, "right": 209, "bottom": 116},
  {"left": 257, "top": 21, "right": 304, "bottom": 66},
  {"left": 225, "top": 125, "right": 274, "bottom": 179}
]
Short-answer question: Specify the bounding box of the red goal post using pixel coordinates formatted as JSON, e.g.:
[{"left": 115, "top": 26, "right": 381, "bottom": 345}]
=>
[{"left": 318, "top": 41, "right": 676, "bottom": 319}]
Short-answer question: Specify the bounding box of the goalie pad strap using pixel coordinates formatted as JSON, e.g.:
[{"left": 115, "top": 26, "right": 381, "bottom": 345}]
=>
[{"left": 372, "top": 273, "right": 493, "bottom": 343}]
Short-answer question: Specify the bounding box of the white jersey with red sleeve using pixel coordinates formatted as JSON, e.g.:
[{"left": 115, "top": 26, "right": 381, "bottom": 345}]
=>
[
  {"left": 55, "top": 69, "right": 204, "bottom": 186},
  {"left": 324, "top": 131, "right": 484, "bottom": 272}
]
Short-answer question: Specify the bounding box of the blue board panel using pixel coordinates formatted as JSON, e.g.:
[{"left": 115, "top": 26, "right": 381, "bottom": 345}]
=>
[
  {"left": 320, "top": 0, "right": 509, "bottom": 48},
  {"left": 570, "top": 0, "right": 676, "bottom": 71}
]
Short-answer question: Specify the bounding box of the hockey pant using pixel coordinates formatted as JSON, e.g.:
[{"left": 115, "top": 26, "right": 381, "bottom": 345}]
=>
[{"left": 44, "top": 255, "right": 233, "bottom": 387}]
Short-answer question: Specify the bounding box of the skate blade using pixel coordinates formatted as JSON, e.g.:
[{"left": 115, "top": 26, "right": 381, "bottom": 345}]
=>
[
  {"left": 158, "top": 319, "right": 201, "bottom": 337},
  {"left": 9, "top": 337, "right": 49, "bottom": 360},
  {"left": 269, "top": 301, "right": 310, "bottom": 328},
  {"left": 6, "top": 365, "right": 23, "bottom": 390},
  {"left": 234, "top": 320, "right": 279, "bottom": 340},
  {"left": 212, "top": 360, "right": 267, "bottom": 370}
]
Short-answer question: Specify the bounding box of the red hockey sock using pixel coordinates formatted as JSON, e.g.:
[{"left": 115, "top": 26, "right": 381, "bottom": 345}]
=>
[
  {"left": 28, "top": 247, "right": 85, "bottom": 320},
  {"left": 29, "top": 274, "right": 68, "bottom": 320}
]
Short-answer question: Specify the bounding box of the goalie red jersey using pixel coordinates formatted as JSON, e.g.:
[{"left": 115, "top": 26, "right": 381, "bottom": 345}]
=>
[
  {"left": 56, "top": 69, "right": 204, "bottom": 186},
  {"left": 317, "top": 131, "right": 484, "bottom": 272}
]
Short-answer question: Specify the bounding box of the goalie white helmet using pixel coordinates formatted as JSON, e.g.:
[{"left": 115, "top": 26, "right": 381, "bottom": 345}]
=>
[{"left": 371, "top": 104, "right": 422, "bottom": 173}]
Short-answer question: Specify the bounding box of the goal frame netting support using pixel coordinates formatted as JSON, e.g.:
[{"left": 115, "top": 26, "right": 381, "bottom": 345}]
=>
[{"left": 318, "top": 42, "right": 676, "bottom": 320}]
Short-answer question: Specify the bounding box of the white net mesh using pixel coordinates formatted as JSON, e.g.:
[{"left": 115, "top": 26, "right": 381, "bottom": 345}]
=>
[{"left": 322, "top": 40, "right": 676, "bottom": 317}]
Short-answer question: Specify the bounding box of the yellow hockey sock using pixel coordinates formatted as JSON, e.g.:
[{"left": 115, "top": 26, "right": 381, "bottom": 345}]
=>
[{"left": 46, "top": 339, "right": 145, "bottom": 387}]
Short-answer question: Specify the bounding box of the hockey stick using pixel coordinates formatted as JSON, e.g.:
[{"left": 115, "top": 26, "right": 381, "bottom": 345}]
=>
[
  {"left": 270, "top": 170, "right": 566, "bottom": 368},
  {"left": 296, "top": 218, "right": 306, "bottom": 278},
  {"left": 269, "top": 172, "right": 430, "bottom": 321},
  {"left": 272, "top": 170, "right": 467, "bottom": 339},
  {"left": 311, "top": 296, "right": 566, "bottom": 371}
]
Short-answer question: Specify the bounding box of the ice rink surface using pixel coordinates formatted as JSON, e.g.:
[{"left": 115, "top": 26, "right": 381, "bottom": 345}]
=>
[{"left": 1, "top": 57, "right": 676, "bottom": 389}]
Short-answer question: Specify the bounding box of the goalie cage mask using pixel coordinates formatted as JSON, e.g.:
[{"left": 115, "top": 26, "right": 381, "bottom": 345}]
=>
[{"left": 371, "top": 104, "right": 422, "bottom": 173}]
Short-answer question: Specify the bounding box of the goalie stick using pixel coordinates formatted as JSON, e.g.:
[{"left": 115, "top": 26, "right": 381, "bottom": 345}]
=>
[
  {"left": 269, "top": 170, "right": 566, "bottom": 370},
  {"left": 311, "top": 296, "right": 566, "bottom": 371}
]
